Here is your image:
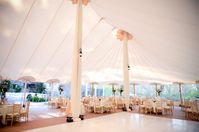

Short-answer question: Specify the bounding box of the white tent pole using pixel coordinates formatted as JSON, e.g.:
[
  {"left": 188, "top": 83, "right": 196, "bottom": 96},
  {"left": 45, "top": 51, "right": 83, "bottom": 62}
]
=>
[
  {"left": 115, "top": 30, "right": 132, "bottom": 110},
  {"left": 133, "top": 84, "right": 136, "bottom": 96},
  {"left": 48, "top": 83, "right": 52, "bottom": 101},
  {"left": 112, "top": 84, "right": 114, "bottom": 96},
  {"left": 85, "top": 83, "right": 88, "bottom": 97},
  {"left": 46, "top": 79, "right": 60, "bottom": 100},
  {"left": 123, "top": 34, "right": 130, "bottom": 110},
  {"left": 196, "top": 80, "right": 199, "bottom": 91},
  {"left": 179, "top": 83, "right": 183, "bottom": 105},
  {"left": 91, "top": 83, "right": 94, "bottom": 97},
  {"left": 102, "top": 85, "right": 105, "bottom": 97},
  {"left": 51, "top": 83, "right": 54, "bottom": 100},
  {"left": 155, "top": 84, "right": 158, "bottom": 97},
  {"left": 94, "top": 84, "right": 96, "bottom": 96},
  {"left": 23, "top": 82, "right": 27, "bottom": 106},
  {"left": 18, "top": 76, "right": 35, "bottom": 106},
  {"left": 71, "top": 0, "right": 86, "bottom": 120}
]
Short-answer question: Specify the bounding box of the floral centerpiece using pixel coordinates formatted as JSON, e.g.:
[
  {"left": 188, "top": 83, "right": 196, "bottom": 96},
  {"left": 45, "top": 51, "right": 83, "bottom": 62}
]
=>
[
  {"left": 58, "top": 85, "right": 64, "bottom": 96},
  {"left": 156, "top": 85, "right": 164, "bottom": 96},
  {"left": 119, "top": 88, "right": 124, "bottom": 96},
  {"left": 112, "top": 87, "right": 116, "bottom": 96}
]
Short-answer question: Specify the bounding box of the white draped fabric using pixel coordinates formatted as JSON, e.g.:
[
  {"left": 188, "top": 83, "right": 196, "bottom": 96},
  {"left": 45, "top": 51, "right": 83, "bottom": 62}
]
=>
[{"left": 0, "top": 0, "right": 199, "bottom": 84}]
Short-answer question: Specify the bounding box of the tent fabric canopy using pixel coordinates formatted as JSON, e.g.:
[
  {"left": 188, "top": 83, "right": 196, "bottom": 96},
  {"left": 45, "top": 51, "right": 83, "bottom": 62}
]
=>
[
  {"left": 46, "top": 78, "right": 60, "bottom": 84},
  {"left": 0, "top": 0, "right": 199, "bottom": 84},
  {"left": 18, "top": 76, "right": 36, "bottom": 82}
]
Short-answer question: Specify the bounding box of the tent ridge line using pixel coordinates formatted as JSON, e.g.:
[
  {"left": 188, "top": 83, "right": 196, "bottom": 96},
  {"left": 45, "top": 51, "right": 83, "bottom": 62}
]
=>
[
  {"left": 18, "top": 0, "right": 65, "bottom": 79},
  {"left": 89, "top": 2, "right": 116, "bottom": 29},
  {"left": 0, "top": 0, "right": 37, "bottom": 74},
  {"left": 37, "top": 25, "right": 73, "bottom": 81}
]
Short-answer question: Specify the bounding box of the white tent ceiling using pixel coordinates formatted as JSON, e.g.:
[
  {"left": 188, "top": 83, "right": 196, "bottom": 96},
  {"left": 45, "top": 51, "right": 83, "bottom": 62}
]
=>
[{"left": 0, "top": 0, "right": 199, "bottom": 84}]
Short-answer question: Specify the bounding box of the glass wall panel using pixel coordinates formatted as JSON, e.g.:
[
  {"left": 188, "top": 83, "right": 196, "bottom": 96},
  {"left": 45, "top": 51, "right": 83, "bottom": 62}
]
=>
[
  {"left": 135, "top": 84, "right": 155, "bottom": 97},
  {"left": 182, "top": 84, "right": 199, "bottom": 100},
  {"left": 96, "top": 85, "right": 103, "bottom": 97},
  {"left": 104, "top": 85, "right": 112, "bottom": 97},
  {"left": 160, "top": 84, "right": 180, "bottom": 101}
]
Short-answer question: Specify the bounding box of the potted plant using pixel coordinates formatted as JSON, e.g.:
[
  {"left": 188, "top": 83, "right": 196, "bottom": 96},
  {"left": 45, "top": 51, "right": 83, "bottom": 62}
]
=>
[
  {"left": 0, "top": 80, "right": 10, "bottom": 104},
  {"left": 119, "top": 88, "right": 124, "bottom": 96}
]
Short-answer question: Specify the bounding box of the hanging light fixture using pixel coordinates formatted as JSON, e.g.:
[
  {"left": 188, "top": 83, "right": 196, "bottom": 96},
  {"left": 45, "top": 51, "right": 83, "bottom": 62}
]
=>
[
  {"left": 79, "top": 48, "right": 82, "bottom": 57},
  {"left": 128, "top": 65, "right": 130, "bottom": 70}
]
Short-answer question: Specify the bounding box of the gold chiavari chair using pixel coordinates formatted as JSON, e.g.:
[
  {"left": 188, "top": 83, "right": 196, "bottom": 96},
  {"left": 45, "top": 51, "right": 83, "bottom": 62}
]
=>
[
  {"left": 13, "top": 104, "right": 21, "bottom": 123},
  {"left": 20, "top": 101, "right": 30, "bottom": 122},
  {"left": 5, "top": 105, "right": 14, "bottom": 126}
]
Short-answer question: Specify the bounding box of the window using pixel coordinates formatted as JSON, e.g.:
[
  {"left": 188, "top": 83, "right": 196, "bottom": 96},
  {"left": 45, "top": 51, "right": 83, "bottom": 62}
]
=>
[
  {"left": 160, "top": 84, "right": 180, "bottom": 101},
  {"left": 182, "top": 84, "right": 199, "bottom": 100}
]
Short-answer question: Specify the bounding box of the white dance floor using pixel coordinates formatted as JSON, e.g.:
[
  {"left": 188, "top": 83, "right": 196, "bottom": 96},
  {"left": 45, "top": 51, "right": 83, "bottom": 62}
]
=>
[{"left": 26, "top": 112, "right": 199, "bottom": 132}]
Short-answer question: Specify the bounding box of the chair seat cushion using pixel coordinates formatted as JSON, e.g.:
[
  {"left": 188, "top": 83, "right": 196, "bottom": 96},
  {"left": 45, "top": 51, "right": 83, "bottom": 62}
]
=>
[
  {"left": 156, "top": 107, "right": 163, "bottom": 110},
  {"left": 20, "top": 111, "right": 27, "bottom": 114},
  {"left": 139, "top": 105, "right": 145, "bottom": 108},
  {"left": 6, "top": 113, "right": 14, "bottom": 116},
  {"left": 61, "top": 106, "right": 67, "bottom": 109},
  {"left": 14, "top": 113, "right": 20, "bottom": 116},
  {"left": 146, "top": 106, "right": 152, "bottom": 109}
]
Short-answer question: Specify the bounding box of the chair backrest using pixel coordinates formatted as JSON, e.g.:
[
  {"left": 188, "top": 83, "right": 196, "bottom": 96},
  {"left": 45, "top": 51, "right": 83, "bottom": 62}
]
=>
[
  {"left": 190, "top": 100, "right": 198, "bottom": 112},
  {"left": 162, "top": 101, "right": 167, "bottom": 107},
  {"left": 0, "top": 108, "right": 3, "bottom": 115},
  {"left": 14, "top": 104, "right": 21, "bottom": 113},
  {"left": 145, "top": 101, "right": 149, "bottom": 106},
  {"left": 7, "top": 105, "right": 14, "bottom": 114},
  {"left": 94, "top": 100, "right": 100, "bottom": 106},
  {"left": 142, "top": 101, "right": 146, "bottom": 106},
  {"left": 156, "top": 101, "right": 162, "bottom": 107},
  {"left": 26, "top": 102, "right": 30, "bottom": 113},
  {"left": 64, "top": 99, "right": 68, "bottom": 106},
  {"left": 184, "top": 100, "right": 189, "bottom": 106},
  {"left": 167, "top": 100, "right": 174, "bottom": 106},
  {"left": 197, "top": 100, "right": 199, "bottom": 112}
]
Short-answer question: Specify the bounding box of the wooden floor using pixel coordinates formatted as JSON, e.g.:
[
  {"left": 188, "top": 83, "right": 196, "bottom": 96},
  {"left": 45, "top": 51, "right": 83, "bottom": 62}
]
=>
[{"left": 0, "top": 106, "right": 198, "bottom": 132}]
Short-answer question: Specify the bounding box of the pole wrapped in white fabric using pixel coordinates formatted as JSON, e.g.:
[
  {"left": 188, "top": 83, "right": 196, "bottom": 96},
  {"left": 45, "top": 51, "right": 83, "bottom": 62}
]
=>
[
  {"left": 115, "top": 29, "right": 132, "bottom": 111},
  {"left": 23, "top": 82, "right": 27, "bottom": 106},
  {"left": 102, "top": 85, "right": 105, "bottom": 97},
  {"left": 155, "top": 84, "right": 158, "bottom": 97},
  {"left": 123, "top": 35, "right": 130, "bottom": 110},
  {"left": 133, "top": 84, "right": 136, "bottom": 96},
  {"left": 85, "top": 83, "right": 88, "bottom": 96},
  {"left": 71, "top": 0, "right": 83, "bottom": 120},
  {"left": 46, "top": 79, "right": 60, "bottom": 100},
  {"left": 94, "top": 85, "right": 97, "bottom": 96},
  {"left": 18, "top": 76, "right": 36, "bottom": 106},
  {"left": 179, "top": 83, "right": 184, "bottom": 105}
]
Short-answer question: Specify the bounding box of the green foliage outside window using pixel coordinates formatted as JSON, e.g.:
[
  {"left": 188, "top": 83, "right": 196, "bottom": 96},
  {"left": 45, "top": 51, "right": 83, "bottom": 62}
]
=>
[{"left": 182, "top": 84, "right": 199, "bottom": 100}]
